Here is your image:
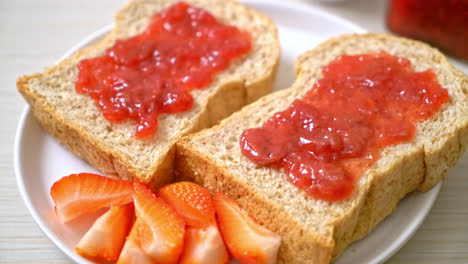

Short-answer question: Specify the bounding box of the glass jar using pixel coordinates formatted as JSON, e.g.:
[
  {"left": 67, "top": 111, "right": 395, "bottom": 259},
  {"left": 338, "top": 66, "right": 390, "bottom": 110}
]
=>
[{"left": 387, "top": 0, "right": 468, "bottom": 60}]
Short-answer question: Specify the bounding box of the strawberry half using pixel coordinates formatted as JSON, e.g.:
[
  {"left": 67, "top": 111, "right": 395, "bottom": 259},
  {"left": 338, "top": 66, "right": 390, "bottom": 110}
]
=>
[
  {"left": 160, "top": 182, "right": 229, "bottom": 264},
  {"left": 133, "top": 179, "right": 185, "bottom": 264},
  {"left": 117, "top": 219, "right": 155, "bottom": 264},
  {"left": 180, "top": 225, "right": 230, "bottom": 264},
  {"left": 75, "top": 203, "right": 134, "bottom": 262},
  {"left": 213, "top": 193, "right": 281, "bottom": 264},
  {"left": 50, "top": 173, "right": 133, "bottom": 223},
  {"left": 159, "top": 181, "right": 216, "bottom": 228}
]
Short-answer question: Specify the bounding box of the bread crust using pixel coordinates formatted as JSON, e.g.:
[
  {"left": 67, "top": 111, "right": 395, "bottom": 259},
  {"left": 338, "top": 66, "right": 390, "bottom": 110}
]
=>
[
  {"left": 16, "top": 0, "right": 279, "bottom": 189},
  {"left": 176, "top": 33, "right": 468, "bottom": 263}
]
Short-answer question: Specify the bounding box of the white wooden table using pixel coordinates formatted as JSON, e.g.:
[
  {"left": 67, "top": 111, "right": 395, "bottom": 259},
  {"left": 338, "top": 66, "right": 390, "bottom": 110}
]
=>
[{"left": 1, "top": 0, "right": 467, "bottom": 263}]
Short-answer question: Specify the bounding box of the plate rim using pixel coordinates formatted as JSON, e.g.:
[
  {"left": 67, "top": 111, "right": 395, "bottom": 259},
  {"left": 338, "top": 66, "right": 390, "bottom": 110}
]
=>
[
  {"left": 14, "top": 24, "right": 113, "bottom": 264},
  {"left": 13, "top": 1, "right": 440, "bottom": 264}
]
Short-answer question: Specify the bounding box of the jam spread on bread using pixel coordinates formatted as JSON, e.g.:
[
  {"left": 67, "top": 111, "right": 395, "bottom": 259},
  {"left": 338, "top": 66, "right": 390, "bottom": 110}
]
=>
[
  {"left": 75, "top": 2, "right": 252, "bottom": 138},
  {"left": 387, "top": 0, "right": 468, "bottom": 60},
  {"left": 240, "top": 52, "right": 449, "bottom": 201}
]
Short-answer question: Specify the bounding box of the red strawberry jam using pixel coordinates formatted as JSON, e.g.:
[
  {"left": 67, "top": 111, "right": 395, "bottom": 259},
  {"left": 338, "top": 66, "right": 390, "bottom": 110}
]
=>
[
  {"left": 387, "top": 0, "right": 468, "bottom": 60},
  {"left": 240, "top": 52, "right": 449, "bottom": 201},
  {"left": 75, "top": 2, "right": 252, "bottom": 138}
]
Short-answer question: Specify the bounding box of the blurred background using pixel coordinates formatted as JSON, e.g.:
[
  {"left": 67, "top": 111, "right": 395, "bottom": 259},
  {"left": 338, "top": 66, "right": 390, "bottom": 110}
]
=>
[{"left": 1, "top": 0, "right": 466, "bottom": 263}]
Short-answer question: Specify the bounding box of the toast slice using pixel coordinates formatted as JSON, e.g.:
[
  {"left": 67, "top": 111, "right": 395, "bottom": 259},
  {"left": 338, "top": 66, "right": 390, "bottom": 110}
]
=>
[
  {"left": 176, "top": 34, "right": 468, "bottom": 263},
  {"left": 17, "top": 0, "right": 279, "bottom": 189}
]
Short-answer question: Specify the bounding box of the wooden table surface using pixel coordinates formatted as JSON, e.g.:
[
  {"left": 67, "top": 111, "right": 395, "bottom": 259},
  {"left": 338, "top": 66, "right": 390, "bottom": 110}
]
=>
[{"left": 1, "top": 0, "right": 467, "bottom": 263}]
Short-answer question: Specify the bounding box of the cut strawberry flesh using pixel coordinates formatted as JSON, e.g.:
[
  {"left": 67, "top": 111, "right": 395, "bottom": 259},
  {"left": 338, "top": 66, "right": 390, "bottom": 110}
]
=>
[
  {"left": 50, "top": 173, "right": 133, "bottom": 223},
  {"left": 75, "top": 203, "right": 134, "bottom": 262},
  {"left": 160, "top": 181, "right": 229, "bottom": 263},
  {"left": 159, "top": 181, "right": 216, "bottom": 228},
  {"left": 133, "top": 179, "right": 185, "bottom": 264},
  {"left": 213, "top": 193, "right": 281, "bottom": 264},
  {"left": 180, "top": 225, "right": 230, "bottom": 264},
  {"left": 117, "top": 219, "right": 154, "bottom": 264}
]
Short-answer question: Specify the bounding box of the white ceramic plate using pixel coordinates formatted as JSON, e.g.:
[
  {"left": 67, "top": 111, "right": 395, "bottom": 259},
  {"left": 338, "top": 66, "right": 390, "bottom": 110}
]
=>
[{"left": 14, "top": 1, "right": 442, "bottom": 263}]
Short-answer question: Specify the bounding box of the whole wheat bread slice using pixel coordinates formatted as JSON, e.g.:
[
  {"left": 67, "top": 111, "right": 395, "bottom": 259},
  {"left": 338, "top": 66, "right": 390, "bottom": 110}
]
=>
[
  {"left": 176, "top": 33, "right": 468, "bottom": 263},
  {"left": 17, "top": 0, "right": 279, "bottom": 189}
]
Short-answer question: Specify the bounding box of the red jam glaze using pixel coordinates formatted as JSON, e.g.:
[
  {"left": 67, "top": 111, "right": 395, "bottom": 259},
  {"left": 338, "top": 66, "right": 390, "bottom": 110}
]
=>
[
  {"left": 240, "top": 52, "right": 449, "bottom": 201},
  {"left": 387, "top": 0, "right": 468, "bottom": 60},
  {"left": 76, "top": 2, "right": 252, "bottom": 138}
]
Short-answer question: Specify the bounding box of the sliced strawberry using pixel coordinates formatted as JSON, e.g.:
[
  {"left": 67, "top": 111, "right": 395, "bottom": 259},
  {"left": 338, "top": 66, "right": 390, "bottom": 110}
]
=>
[
  {"left": 133, "top": 179, "right": 185, "bottom": 264},
  {"left": 75, "top": 203, "right": 134, "bottom": 262},
  {"left": 159, "top": 181, "right": 216, "bottom": 228},
  {"left": 159, "top": 181, "right": 229, "bottom": 263},
  {"left": 50, "top": 173, "right": 133, "bottom": 223},
  {"left": 117, "top": 219, "right": 154, "bottom": 264},
  {"left": 180, "top": 226, "right": 230, "bottom": 264},
  {"left": 213, "top": 193, "right": 281, "bottom": 264}
]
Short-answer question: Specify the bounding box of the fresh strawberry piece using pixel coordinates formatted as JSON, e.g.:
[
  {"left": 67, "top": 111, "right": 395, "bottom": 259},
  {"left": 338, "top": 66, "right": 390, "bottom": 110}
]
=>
[
  {"left": 117, "top": 219, "right": 154, "bottom": 264},
  {"left": 180, "top": 226, "right": 230, "bottom": 264},
  {"left": 50, "top": 173, "right": 133, "bottom": 223},
  {"left": 75, "top": 203, "right": 134, "bottom": 262},
  {"left": 133, "top": 179, "right": 185, "bottom": 264},
  {"left": 159, "top": 181, "right": 216, "bottom": 228},
  {"left": 213, "top": 193, "right": 281, "bottom": 264},
  {"left": 160, "top": 182, "right": 229, "bottom": 263}
]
